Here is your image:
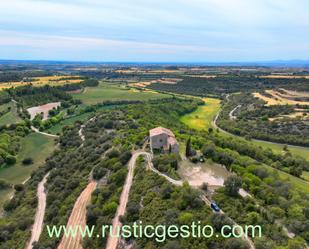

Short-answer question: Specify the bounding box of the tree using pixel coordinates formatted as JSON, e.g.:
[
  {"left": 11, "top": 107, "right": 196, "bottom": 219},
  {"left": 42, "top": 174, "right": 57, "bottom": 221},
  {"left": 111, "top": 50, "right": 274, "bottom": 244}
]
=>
[
  {"left": 5, "top": 155, "right": 16, "bottom": 165},
  {"left": 185, "top": 137, "right": 191, "bottom": 157},
  {"left": 14, "top": 184, "right": 24, "bottom": 192},
  {"left": 0, "top": 179, "right": 10, "bottom": 190},
  {"left": 224, "top": 238, "right": 249, "bottom": 249},
  {"left": 288, "top": 237, "right": 306, "bottom": 249},
  {"left": 164, "top": 241, "right": 180, "bottom": 249},
  {"left": 201, "top": 182, "right": 208, "bottom": 191},
  {"left": 224, "top": 175, "right": 242, "bottom": 196},
  {"left": 283, "top": 144, "right": 289, "bottom": 151},
  {"left": 22, "top": 157, "right": 33, "bottom": 165}
]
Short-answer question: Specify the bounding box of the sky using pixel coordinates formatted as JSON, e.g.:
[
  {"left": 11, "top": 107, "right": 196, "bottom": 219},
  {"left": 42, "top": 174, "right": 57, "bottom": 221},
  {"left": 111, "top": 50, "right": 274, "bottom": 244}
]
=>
[{"left": 0, "top": 0, "right": 308, "bottom": 62}]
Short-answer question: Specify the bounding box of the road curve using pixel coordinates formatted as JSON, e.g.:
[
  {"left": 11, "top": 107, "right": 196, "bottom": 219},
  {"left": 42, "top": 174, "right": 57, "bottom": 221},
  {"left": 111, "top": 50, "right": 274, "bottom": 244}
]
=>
[
  {"left": 58, "top": 181, "right": 97, "bottom": 249},
  {"left": 26, "top": 173, "right": 50, "bottom": 249},
  {"left": 213, "top": 110, "right": 309, "bottom": 150},
  {"left": 31, "top": 126, "right": 59, "bottom": 138},
  {"left": 106, "top": 151, "right": 255, "bottom": 249}
]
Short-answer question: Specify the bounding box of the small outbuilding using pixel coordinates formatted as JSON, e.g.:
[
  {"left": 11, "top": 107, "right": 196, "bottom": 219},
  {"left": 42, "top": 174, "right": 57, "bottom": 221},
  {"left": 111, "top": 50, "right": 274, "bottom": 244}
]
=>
[{"left": 149, "top": 127, "right": 179, "bottom": 154}]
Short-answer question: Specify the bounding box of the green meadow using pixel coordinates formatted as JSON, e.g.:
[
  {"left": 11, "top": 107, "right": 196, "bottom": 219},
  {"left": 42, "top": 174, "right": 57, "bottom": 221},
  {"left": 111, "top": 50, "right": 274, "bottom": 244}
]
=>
[
  {"left": 180, "top": 98, "right": 221, "bottom": 131},
  {"left": 0, "top": 102, "right": 22, "bottom": 126},
  {"left": 72, "top": 82, "right": 171, "bottom": 105},
  {"left": 0, "top": 133, "right": 55, "bottom": 207}
]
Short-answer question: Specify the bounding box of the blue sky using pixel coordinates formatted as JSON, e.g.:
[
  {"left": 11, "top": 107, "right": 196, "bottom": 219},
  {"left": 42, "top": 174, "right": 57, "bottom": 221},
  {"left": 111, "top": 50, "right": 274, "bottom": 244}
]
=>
[{"left": 0, "top": 0, "right": 308, "bottom": 62}]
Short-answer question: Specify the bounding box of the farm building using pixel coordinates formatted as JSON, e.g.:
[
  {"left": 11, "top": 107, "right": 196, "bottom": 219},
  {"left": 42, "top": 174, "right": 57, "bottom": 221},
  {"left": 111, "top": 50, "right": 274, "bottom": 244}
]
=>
[{"left": 149, "top": 127, "right": 179, "bottom": 154}]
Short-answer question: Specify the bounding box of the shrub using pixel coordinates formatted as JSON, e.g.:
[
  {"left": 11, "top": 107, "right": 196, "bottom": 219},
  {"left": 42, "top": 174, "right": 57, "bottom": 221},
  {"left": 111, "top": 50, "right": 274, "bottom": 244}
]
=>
[
  {"left": 22, "top": 157, "right": 33, "bottom": 165},
  {"left": 0, "top": 179, "right": 10, "bottom": 190},
  {"left": 5, "top": 155, "right": 16, "bottom": 165},
  {"left": 14, "top": 184, "right": 24, "bottom": 192}
]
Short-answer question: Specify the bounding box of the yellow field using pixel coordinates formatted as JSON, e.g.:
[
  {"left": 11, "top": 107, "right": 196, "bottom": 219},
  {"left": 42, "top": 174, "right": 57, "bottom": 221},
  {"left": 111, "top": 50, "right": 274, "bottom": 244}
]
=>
[
  {"left": 187, "top": 75, "right": 217, "bottom": 78},
  {"left": 0, "top": 76, "right": 83, "bottom": 90},
  {"left": 277, "top": 88, "right": 309, "bottom": 98},
  {"left": 253, "top": 90, "right": 309, "bottom": 106},
  {"left": 260, "top": 75, "right": 309, "bottom": 79},
  {"left": 269, "top": 112, "right": 308, "bottom": 121},
  {"left": 130, "top": 78, "right": 182, "bottom": 88}
]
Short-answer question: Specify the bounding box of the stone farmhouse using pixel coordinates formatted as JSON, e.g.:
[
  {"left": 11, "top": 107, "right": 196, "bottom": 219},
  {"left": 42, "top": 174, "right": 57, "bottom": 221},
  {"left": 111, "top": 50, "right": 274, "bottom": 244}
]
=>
[{"left": 149, "top": 127, "right": 179, "bottom": 154}]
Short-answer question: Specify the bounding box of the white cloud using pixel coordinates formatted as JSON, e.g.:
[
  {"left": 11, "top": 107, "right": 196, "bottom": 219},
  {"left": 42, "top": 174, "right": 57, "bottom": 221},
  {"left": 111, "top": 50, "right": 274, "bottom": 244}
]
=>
[{"left": 0, "top": 0, "right": 308, "bottom": 61}]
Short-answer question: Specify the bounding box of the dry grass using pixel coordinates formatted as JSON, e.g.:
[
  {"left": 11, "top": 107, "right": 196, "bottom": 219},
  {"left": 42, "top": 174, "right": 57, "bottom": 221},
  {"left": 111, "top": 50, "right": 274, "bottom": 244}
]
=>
[
  {"left": 278, "top": 88, "right": 309, "bottom": 98},
  {"left": 253, "top": 90, "right": 309, "bottom": 106},
  {"left": 187, "top": 75, "right": 217, "bottom": 78},
  {"left": 269, "top": 112, "right": 308, "bottom": 121},
  {"left": 260, "top": 75, "right": 309, "bottom": 79},
  {"left": 0, "top": 76, "right": 82, "bottom": 90},
  {"left": 130, "top": 78, "right": 182, "bottom": 88}
]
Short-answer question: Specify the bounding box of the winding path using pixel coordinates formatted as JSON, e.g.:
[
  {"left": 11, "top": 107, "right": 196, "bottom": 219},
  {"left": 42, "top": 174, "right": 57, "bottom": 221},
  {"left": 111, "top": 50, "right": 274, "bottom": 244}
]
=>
[
  {"left": 31, "top": 126, "right": 59, "bottom": 138},
  {"left": 106, "top": 151, "right": 255, "bottom": 249},
  {"left": 212, "top": 104, "right": 309, "bottom": 151},
  {"left": 26, "top": 173, "right": 50, "bottom": 249},
  {"left": 78, "top": 117, "right": 95, "bottom": 147},
  {"left": 106, "top": 151, "right": 183, "bottom": 249},
  {"left": 229, "top": 104, "right": 241, "bottom": 120}
]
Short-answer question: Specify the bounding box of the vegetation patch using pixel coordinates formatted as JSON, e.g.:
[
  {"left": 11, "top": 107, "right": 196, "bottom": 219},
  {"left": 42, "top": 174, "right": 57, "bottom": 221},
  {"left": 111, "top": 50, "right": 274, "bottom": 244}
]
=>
[
  {"left": 0, "top": 76, "right": 83, "bottom": 90},
  {"left": 72, "top": 82, "right": 172, "bottom": 105},
  {"left": 0, "top": 133, "right": 55, "bottom": 208},
  {"left": 180, "top": 98, "right": 220, "bottom": 131}
]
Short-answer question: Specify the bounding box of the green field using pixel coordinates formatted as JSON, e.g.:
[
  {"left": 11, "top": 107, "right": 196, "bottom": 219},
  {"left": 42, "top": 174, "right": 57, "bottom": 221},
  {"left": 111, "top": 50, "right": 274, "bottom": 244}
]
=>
[
  {"left": 46, "top": 112, "right": 92, "bottom": 134},
  {"left": 0, "top": 133, "right": 55, "bottom": 207},
  {"left": 72, "top": 83, "right": 171, "bottom": 105},
  {"left": 252, "top": 139, "right": 309, "bottom": 161},
  {"left": 180, "top": 98, "right": 221, "bottom": 130},
  {"left": 263, "top": 165, "right": 309, "bottom": 194},
  {"left": 302, "top": 171, "right": 309, "bottom": 181},
  {"left": 0, "top": 102, "right": 22, "bottom": 126},
  {"left": 0, "top": 102, "right": 13, "bottom": 112}
]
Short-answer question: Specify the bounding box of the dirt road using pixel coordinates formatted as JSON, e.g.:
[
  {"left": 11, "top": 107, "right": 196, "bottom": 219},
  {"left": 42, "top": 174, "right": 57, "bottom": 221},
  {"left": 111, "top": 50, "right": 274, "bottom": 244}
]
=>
[
  {"left": 213, "top": 96, "right": 309, "bottom": 150},
  {"left": 26, "top": 173, "right": 49, "bottom": 249},
  {"left": 143, "top": 152, "right": 183, "bottom": 186},
  {"left": 58, "top": 181, "right": 97, "bottom": 249},
  {"left": 31, "top": 126, "right": 59, "bottom": 138},
  {"left": 105, "top": 152, "right": 144, "bottom": 249},
  {"left": 106, "top": 151, "right": 255, "bottom": 249},
  {"left": 229, "top": 104, "right": 241, "bottom": 120},
  {"left": 78, "top": 117, "right": 95, "bottom": 147}
]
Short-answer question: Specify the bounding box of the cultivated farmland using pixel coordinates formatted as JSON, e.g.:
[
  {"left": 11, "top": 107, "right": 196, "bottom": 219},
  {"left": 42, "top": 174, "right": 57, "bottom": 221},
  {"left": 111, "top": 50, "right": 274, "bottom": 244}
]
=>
[{"left": 0, "top": 76, "right": 83, "bottom": 90}]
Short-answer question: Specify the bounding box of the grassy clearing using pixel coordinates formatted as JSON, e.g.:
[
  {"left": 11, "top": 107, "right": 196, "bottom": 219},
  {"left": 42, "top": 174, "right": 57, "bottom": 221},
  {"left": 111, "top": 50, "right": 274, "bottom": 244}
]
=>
[
  {"left": 180, "top": 98, "right": 221, "bottom": 130},
  {"left": 46, "top": 112, "right": 92, "bottom": 134},
  {"left": 301, "top": 171, "right": 309, "bottom": 181},
  {"left": 0, "top": 102, "right": 22, "bottom": 126},
  {"left": 0, "top": 189, "right": 12, "bottom": 209},
  {"left": 252, "top": 139, "right": 309, "bottom": 161},
  {"left": 0, "top": 102, "right": 14, "bottom": 112},
  {"left": 263, "top": 165, "right": 309, "bottom": 194},
  {"left": 72, "top": 82, "right": 171, "bottom": 105},
  {"left": 0, "top": 133, "right": 55, "bottom": 207}
]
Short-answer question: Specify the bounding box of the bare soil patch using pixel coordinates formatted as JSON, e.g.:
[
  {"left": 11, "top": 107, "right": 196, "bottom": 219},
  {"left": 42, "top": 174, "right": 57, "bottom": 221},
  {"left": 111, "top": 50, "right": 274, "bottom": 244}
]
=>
[{"left": 27, "top": 102, "right": 61, "bottom": 120}]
